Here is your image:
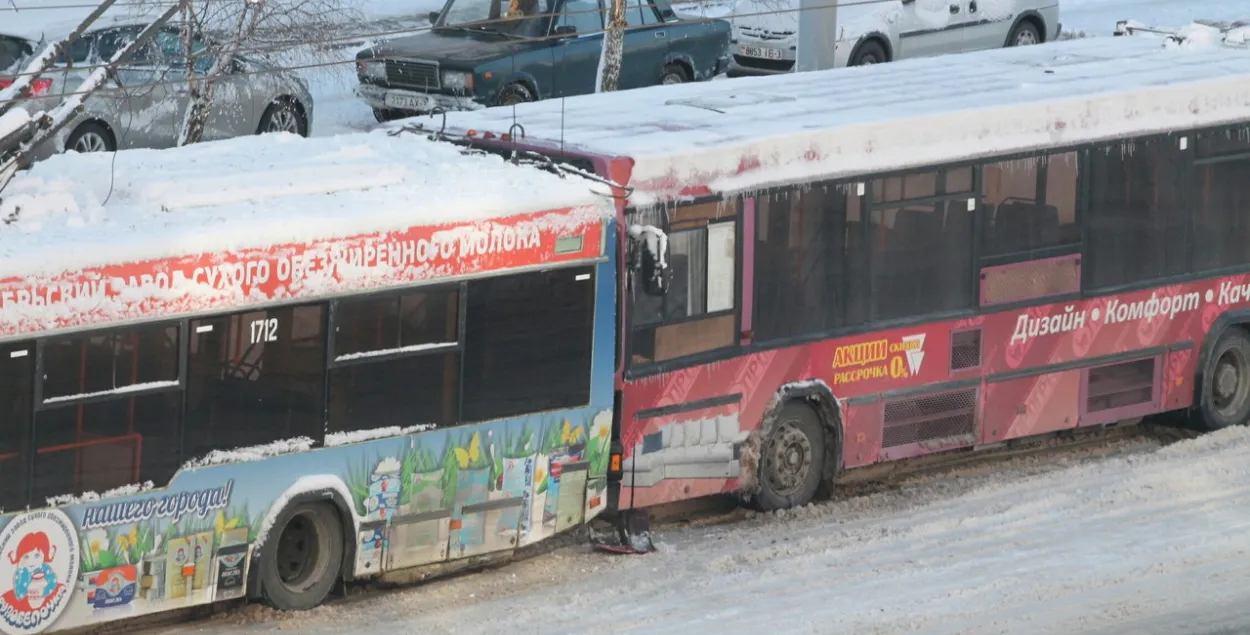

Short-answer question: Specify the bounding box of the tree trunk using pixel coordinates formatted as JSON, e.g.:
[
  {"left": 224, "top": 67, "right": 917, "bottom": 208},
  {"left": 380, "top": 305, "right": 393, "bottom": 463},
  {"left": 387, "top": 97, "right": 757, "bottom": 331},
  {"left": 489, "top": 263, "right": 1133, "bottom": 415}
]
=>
[{"left": 597, "top": 0, "right": 626, "bottom": 92}]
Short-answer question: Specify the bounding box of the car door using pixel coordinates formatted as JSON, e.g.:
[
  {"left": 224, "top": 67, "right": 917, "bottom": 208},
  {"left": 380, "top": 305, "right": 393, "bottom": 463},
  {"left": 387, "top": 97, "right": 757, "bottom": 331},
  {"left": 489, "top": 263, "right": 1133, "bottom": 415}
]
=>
[
  {"left": 960, "top": 0, "right": 1017, "bottom": 51},
  {"left": 551, "top": 0, "right": 606, "bottom": 96},
  {"left": 618, "top": 0, "right": 669, "bottom": 89},
  {"left": 896, "top": 0, "right": 969, "bottom": 59},
  {"left": 75, "top": 28, "right": 180, "bottom": 150},
  {"left": 152, "top": 30, "right": 257, "bottom": 143}
]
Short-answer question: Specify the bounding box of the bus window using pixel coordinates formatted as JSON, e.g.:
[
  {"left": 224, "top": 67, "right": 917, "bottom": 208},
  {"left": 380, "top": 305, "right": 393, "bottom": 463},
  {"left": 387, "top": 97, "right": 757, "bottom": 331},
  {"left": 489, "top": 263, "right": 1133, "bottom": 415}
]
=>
[
  {"left": 463, "top": 267, "right": 595, "bottom": 422},
  {"left": 754, "top": 183, "right": 864, "bottom": 341},
  {"left": 328, "top": 288, "right": 461, "bottom": 433},
  {"left": 35, "top": 325, "right": 181, "bottom": 503},
  {"left": 0, "top": 342, "right": 32, "bottom": 510},
  {"left": 1086, "top": 137, "right": 1189, "bottom": 289},
  {"left": 869, "top": 169, "right": 975, "bottom": 321},
  {"left": 1193, "top": 127, "right": 1250, "bottom": 273},
  {"left": 980, "top": 152, "right": 1080, "bottom": 257},
  {"left": 185, "top": 304, "right": 325, "bottom": 460},
  {"left": 630, "top": 200, "right": 738, "bottom": 366}
]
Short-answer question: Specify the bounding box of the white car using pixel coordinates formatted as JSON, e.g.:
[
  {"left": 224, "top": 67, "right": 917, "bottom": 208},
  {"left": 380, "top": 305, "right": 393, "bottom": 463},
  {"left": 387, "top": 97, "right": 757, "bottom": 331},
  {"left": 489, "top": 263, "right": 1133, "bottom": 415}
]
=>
[{"left": 727, "top": 0, "right": 1061, "bottom": 75}]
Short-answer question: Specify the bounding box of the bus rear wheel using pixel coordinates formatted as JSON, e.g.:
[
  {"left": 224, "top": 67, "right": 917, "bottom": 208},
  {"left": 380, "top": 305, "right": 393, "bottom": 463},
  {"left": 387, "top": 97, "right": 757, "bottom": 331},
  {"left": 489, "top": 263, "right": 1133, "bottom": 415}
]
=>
[
  {"left": 259, "top": 502, "right": 344, "bottom": 611},
  {"left": 754, "top": 402, "right": 825, "bottom": 511},
  {"left": 1198, "top": 327, "right": 1250, "bottom": 431}
]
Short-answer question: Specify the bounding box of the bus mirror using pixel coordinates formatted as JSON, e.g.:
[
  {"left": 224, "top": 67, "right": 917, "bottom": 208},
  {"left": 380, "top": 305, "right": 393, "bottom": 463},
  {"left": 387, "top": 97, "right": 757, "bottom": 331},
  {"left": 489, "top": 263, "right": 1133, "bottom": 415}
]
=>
[{"left": 629, "top": 224, "right": 669, "bottom": 296}]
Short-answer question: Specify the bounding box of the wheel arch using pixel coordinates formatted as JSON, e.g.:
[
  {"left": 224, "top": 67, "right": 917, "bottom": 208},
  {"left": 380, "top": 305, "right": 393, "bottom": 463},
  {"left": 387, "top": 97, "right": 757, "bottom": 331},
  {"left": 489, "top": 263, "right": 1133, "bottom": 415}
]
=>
[
  {"left": 495, "top": 75, "right": 542, "bottom": 104},
  {"left": 246, "top": 475, "right": 362, "bottom": 601},
  {"left": 1004, "top": 11, "right": 1048, "bottom": 46},
  {"left": 662, "top": 53, "right": 696, "bottom": 81},
  {"left": 1192, "top": 311, "right": 1250, "bottom": 410},
  {"left": 256, "top": 95, "right": 308, "bottom": 135},
  {"left": 744, "top": 380, "right": 845, "bottom": 501},
  {"left": 64, "top": 118, "right": 117, "bottom": 151},
  {"left": 848, "top": 33, "right": 893, "bottom": 66}
]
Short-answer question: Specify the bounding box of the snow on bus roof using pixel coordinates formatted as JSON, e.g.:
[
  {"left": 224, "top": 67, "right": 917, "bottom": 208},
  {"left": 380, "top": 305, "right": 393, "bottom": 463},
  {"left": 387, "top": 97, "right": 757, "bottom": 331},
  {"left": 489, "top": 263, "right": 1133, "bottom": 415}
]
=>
[
  {"left": 0, "top": 130, "right": 610, "bottom": 276},
  {"left": 430, "top": 30, "right": 1250, "bottom": 202}
]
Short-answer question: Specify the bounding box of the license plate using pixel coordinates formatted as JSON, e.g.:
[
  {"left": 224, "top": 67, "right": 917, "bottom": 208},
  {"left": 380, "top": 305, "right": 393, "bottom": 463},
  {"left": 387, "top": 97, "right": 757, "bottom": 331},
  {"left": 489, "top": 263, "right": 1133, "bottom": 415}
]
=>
[
  {"left": 740, "top": 45, "right": 784, "bottom": 60},
  {"left": 383, "top": 91, "right": 432, "bottom": 111}
]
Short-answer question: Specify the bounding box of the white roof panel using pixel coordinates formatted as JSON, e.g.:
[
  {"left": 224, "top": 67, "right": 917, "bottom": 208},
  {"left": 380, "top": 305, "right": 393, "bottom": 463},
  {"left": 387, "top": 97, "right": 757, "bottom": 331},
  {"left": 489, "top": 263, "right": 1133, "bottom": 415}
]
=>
[{"left": 433, "top": 32, "right": 1250, "bottom": 202}]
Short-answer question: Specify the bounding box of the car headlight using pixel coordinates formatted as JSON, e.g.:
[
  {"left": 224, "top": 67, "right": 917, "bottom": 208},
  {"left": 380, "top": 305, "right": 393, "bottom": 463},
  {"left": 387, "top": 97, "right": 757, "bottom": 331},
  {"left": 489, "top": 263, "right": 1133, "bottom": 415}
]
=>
[
  {"left": 440, "top": 70, "right": 474, "bottom": 91},
  {"left": 358, "top": 59, "right": 387, "bottom": 82}
]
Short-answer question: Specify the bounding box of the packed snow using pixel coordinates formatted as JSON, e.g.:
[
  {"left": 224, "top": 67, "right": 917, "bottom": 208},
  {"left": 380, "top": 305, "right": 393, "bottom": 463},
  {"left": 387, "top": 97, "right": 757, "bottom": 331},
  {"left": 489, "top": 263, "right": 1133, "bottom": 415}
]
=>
[
  {"left": 0, "top": 130, "right": 612, "bottom": 277},
  {"left": 436, "top": 34, "right": 1250, "bottom": 201},
  {"left": 0, "top": 108, "right": 30, "bottom": 142},
  {"left": 131, "top": 426, "right": 1250, "bottom": 635},
  {"left": 322, "top": 424, "right": 439, "bottom": 447}
]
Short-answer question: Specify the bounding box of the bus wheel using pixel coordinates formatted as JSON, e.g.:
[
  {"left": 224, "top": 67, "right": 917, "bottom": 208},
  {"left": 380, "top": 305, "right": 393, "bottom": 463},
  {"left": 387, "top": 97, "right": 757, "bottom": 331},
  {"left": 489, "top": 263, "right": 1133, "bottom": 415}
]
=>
[
  {"left": 259, "top": 502, "right": 344, "bottom": 611},
  {"left": 755, "top": 402, "right": 825, "bottom": 511},
  {"left": 1199, "top": 327, "right": 1250, "bottom": 431}
]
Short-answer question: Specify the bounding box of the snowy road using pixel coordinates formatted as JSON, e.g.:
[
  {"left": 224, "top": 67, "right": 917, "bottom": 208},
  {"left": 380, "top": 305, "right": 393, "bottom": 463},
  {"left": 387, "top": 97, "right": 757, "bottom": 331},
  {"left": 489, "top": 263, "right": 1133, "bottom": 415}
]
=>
[{"left": 144, "top": 426, "right": 1250, "bottom": 635}]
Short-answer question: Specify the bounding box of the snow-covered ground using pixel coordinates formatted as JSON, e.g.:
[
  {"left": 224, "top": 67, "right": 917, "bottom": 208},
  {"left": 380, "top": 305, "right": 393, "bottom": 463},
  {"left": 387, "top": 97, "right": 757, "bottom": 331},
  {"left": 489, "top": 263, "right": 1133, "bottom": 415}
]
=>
[{"left": 140, "top": 426, "right": 1250, "bottom": 635}]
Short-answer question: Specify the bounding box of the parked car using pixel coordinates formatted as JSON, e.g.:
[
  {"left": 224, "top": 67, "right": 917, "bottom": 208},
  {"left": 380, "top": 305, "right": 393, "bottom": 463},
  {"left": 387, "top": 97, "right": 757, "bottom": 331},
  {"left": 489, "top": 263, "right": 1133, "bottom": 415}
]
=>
[
  {"left": 727, "top": 0, "right": 1060, "bottom": 76},
  {"left": 355, "top": 0, "right": 731, "bottom": 121},
  {"left": 0, "top": 24, "right": 313, "bottom": 159}
]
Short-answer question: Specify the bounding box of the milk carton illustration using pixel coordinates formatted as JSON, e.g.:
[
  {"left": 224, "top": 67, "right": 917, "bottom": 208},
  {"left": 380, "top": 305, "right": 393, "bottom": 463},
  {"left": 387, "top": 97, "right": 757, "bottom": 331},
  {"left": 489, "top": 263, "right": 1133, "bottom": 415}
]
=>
[{"left": 364, "top": 457, "right": 402, "bottom": 522}]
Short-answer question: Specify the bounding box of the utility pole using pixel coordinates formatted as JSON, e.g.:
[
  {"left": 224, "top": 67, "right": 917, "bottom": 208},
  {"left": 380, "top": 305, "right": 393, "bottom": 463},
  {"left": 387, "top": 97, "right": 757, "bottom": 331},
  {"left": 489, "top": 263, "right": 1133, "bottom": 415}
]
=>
[{"left": 795, "top": 0, "right": 838, "bottom": 72}]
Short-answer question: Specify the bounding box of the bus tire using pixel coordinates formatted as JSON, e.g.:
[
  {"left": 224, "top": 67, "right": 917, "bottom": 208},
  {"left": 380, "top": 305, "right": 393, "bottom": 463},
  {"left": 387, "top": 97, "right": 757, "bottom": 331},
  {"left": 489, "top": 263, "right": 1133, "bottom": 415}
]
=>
[
  {"left": 258, "top": 502, "right": 344, "bottom": 611},
  {"left": 754, "top": 401, "right": 825, "bottom": 511},
  {"left": 1198, "top": 327, "right": 1250, "bottom": 431}
]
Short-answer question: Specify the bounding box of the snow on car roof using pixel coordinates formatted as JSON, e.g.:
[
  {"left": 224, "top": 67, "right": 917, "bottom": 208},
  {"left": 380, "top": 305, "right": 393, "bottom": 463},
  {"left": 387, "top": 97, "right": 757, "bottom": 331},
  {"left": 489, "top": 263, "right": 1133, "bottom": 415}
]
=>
[
  {"left": 432, "top": 30, "right": 1250, "bottom": 202},
  {"left": 0, "top": 130, "right": 612, "bottom": 278}
]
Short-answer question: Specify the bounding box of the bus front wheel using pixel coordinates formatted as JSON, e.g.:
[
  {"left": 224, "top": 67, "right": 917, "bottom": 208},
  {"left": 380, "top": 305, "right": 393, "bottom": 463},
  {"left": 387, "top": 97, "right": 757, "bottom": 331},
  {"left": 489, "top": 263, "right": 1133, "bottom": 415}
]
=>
[
  {"left": 258, "top": 502, "right": 344, "bottom": 611},
  {"left": 754, "top": 401, "right": 826, "bottom": 511},
  {"left": 1198, "top": 326, "right": 1250, "bottom": 431}
]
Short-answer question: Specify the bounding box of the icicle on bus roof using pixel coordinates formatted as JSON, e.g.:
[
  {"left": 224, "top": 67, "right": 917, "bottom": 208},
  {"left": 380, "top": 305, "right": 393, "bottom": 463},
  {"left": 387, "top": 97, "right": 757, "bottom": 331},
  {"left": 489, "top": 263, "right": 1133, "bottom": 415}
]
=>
[
  {"left": 0, "top": 130, "right": 614, "bottom": 341},
  {"left": 429, "top": 29, "right": 1250, "bottom": 203}
]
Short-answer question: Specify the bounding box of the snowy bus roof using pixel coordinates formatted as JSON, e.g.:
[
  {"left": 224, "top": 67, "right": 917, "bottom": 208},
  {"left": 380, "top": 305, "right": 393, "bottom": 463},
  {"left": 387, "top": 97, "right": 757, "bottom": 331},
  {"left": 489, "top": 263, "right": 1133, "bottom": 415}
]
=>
[
  {"left": 0, "top": 131, "right": 612, "bottom": 341},
  {"left": 432, "top": 29, "right": 1250, "bottom": 202}
]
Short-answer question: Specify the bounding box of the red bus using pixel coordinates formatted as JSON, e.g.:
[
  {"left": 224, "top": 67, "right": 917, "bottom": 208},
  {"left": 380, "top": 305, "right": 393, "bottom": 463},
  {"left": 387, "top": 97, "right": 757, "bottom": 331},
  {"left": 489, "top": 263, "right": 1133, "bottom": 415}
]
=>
[{"left": 430, "top": 28, "right": 1250, "bottom": 547}]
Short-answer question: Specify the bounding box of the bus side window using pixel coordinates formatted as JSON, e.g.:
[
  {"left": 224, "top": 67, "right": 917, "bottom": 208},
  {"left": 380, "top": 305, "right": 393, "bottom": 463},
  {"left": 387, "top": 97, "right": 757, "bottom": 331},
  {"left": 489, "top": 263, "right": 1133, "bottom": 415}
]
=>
[
  {"left": 185, "top": 304, "right": 326, "bottom": 461},
  {"left": 0, "top": 343, "right": 33, "bottom": 510},
  {"left": 327, "top": 287, "right": 461, "bottom": 434},
  {"left": 462, "top": 266, "right": 595, "bottom": 422},
  {"left": 630, "top": 200, "right": 738, "bottom": 366},
  {"left": 35, "top": 325, "right": 181, "bottom": 504}
]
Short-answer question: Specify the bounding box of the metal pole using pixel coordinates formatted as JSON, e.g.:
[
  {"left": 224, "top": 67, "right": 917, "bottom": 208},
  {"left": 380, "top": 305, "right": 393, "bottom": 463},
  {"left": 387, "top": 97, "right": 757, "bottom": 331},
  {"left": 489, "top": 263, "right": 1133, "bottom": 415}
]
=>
[{"left": 795, "top": 0, "right": 838, "bottom": 72}]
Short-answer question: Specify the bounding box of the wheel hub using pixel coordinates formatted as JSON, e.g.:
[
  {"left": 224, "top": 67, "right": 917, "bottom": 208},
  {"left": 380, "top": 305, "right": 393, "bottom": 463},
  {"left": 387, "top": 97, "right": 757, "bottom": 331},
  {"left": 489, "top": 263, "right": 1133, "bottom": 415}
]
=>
[
  {"left": 765, "top": 422, "right": 812, "bottom": 495},
  {"left": 276, "top": 515, "right": 318, "bottom": 586},
  {"left": 1216, "top": 362, "right": 1240, "bottom": 399}
]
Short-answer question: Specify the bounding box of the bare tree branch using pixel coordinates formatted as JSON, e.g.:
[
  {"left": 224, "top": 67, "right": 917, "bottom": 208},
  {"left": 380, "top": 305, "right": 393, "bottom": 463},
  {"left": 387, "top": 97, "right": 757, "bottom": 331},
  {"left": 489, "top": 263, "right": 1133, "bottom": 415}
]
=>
[
  {"left": 0, "top": 0, "right": 119, "bottom": 117},
  {"left": 0, "top": 0, "right": 189, "bottom": 195}
]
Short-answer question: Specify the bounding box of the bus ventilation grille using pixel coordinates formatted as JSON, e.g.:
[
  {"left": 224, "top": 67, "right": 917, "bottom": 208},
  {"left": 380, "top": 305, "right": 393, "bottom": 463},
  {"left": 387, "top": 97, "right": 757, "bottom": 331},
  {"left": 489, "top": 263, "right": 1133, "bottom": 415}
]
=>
[
  {"left": 1086, "top": 357, "right": 1156, "bottom": 413},
  {"left": 882, "top": 388, "right": 977, "bottom": 448},
  {"left": 950, "top": 329, "right": 982, "bottom": 371}
]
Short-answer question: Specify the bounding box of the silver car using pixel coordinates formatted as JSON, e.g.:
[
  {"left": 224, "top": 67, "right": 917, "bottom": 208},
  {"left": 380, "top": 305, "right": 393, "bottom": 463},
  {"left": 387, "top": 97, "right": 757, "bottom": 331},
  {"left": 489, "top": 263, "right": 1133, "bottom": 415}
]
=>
[
  {"left": 727, "top": 0, "right": 1061, "bottom": 76},
  {"left": 2, "top": 24, "right": 314, "bottom": 160}
]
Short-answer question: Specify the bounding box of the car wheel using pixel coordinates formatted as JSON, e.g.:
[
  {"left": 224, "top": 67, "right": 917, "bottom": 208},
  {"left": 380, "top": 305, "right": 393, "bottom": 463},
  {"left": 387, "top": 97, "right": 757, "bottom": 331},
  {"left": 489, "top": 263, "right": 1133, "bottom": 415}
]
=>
[
  {"left": 497, "top": 83, "right": 534, "bottom": 106},
  {"left": 259, "top": 99, "right": 307, "bottom": 137},
  {"left": 850, "top": 39, "right": 888, "bottom": 66},
  {"left": 660, "top": 63, "right": 689, "bottom": 85},
  {"left": 1007, "top": 20, "right": 1042, "bottom": 46},
  {"left": 65, "top": 122, "right": 115, "bottom": 154}
]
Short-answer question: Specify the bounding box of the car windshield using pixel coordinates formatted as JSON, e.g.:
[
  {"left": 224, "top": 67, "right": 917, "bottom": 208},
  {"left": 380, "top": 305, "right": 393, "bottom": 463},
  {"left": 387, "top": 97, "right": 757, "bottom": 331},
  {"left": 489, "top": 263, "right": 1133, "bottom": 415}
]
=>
[{"left": 439, "top": 0, "right": 558, "bottom": 38}]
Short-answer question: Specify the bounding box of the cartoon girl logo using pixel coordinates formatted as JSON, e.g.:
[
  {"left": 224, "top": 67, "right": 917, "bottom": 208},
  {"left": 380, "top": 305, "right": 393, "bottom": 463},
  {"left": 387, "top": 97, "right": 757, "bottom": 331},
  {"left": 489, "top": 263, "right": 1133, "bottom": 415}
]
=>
[
  {"left": 0, "top": 510, "right": 80, "bottom": 635},
  {"left": 1, "top": 533, "right": 62, "bottom": 613}
]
